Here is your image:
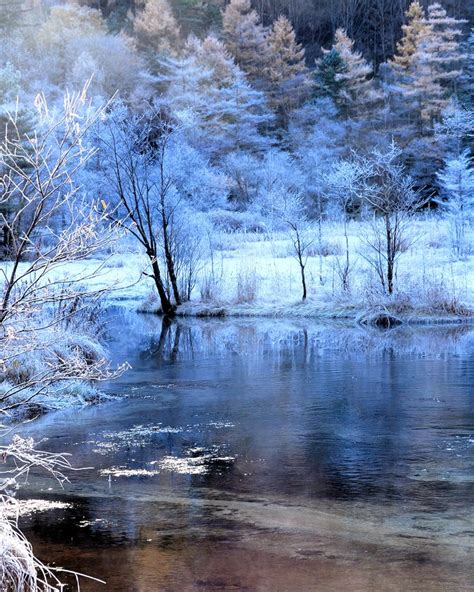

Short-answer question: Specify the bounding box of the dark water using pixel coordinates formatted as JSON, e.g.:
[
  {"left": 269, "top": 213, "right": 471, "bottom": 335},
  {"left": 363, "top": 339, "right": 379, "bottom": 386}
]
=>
[{"left": 16, "top": 312, "right": 474, "bottom": 591}]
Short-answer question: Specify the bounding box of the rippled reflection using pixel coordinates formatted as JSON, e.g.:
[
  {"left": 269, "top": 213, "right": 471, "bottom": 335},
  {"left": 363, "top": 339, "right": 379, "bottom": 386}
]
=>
[{"left": 17, "top": 311, "right": 474, "bottom": 591}]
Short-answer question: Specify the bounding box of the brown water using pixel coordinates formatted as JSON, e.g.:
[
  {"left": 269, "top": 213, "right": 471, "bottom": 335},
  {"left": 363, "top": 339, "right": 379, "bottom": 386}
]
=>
[{"left": 16, "top": 312, "right": 474, "bottom": 591}]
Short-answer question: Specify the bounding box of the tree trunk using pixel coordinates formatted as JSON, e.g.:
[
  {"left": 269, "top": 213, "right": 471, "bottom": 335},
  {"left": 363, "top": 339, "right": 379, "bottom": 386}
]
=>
[
  {"left": 151, "top": 258, "right": 176, "bottom": 316},
  {"left": 161, "top": 206, "right": 181, "bottom": 307},
  {"left": 301, "top": 264, "right": 307, "bottom": 301},
  {"left": 385, "top": 214, "right": 394, "bottom": 295}
]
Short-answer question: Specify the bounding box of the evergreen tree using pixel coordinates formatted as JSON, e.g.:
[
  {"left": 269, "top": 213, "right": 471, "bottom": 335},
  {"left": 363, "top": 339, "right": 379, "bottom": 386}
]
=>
[
  {"left": 330, "top": 28, "right": 381, "bottom": 118},
  {"left": 267, "top": 15, "right": 309, "bottom": 126},
  {"left": 458, "top": 30, "right": 473, "bottom": 108},
  {"left": 411, "top": 3, "right": 466, "bottom": 126},
  {"left": 390, "top": 2, "right": 466, "bottom": 130},
  {"left": 222, "top": 0, "right": 271, "bottom": 89},
  {"left": 171, "top": 0, "right": 223, "bottom": 37},
  {"left": 161, "top": 35, "right": 273, "bottom": 156},
  {"left": 314, "top": 48, "right": 347, "bottom": 104},
  {"left": 436, "top": 150, "right": 474, "bottom": 257},
  {"left": 391, "top": 1, "right": 426, "bottom": 72},
  {"left": 133, "top": 0, "right": 181, "bottom": 55}
]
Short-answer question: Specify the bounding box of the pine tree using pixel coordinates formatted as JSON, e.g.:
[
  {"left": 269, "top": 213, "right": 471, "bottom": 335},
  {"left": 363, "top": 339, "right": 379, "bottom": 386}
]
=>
[
  {"left": 390, "top": 2, "right": 466, "bottom": 130},
  {"left": 267, "top": 15, "right": 309, "bottom": 126},
  {"left": 387, "top": 1, "right": 431, "bottom": 131},
  {"left": 330, "top": 29, "right": 381, "bottom": 118},
  {"left": 133, "top": 0, "right": 181, "bottom": 55},
  {"left": 222, "top": 0, "right": 271, "bottom": 89},
  {"left": 436, "top": 150, "right": 474, "bottom": 257},
  {"left": 411, "top": 3, "right": 466, "bottom": 126},
  {"left": 171, "top": 0, "right": 222, "bottom": 37},
  {"left": 391, "top": 1, "right": 426, "bottom": 72},
  {"left": 160, "top": 35, "right": 273, "bottom": 156},
  {"left": 198, "top": 35, "right": 238, "bottom": 86},
  {"left": 314, "top": 48, "right": 348, "bottom": 103},
  {"left": 458, "top": 30, "right": 473, "bottom": 108}
]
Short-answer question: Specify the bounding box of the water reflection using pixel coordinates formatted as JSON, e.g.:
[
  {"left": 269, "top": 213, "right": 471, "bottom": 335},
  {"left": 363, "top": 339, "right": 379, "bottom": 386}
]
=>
[{"left": 16, "top": 311, "right": 474, "bottom": 591}]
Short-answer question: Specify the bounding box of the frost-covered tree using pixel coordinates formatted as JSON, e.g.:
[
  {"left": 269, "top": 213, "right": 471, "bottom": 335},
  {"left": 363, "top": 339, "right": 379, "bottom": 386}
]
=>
[
  {"left": 436, "top": 150, "right": 474, "bottom": 258},
  {"left": 390, "top": 2, "right": 466, "bottom": 130},
  {"left": 326, "top": 28, "right": 381, "bottom": 118},
  {"left": 291, "top": 99, "right": 349, "bottom": 284},
  {"left": 133, "top": 0, "right": 181, "bottom": 55},
  {"left": 324, "top": 159, "right": 368, "bottom": 291},
  {"left": 436, "top": 102, "right": 474, "bottom": 157},
  {"left": 358, "top": 144, "right": 425, "bottom": 295},
  {"left": 267, "top": 16, "right": 308, "bottom": 127},
  {"left": 99, "top": 106, "right": 215, "bottom": 313},
  {"left": 0, "top": 63, "right": 36, "bottom": 257},
  {"left": 29, "top": 5, "right": 105, "bottom": 88},
  {"left": 391, "top": 1, "right": 427, "bottom": 73},
  {"left": 314, "top": 48, "right": 347, "bottom": 104},
  {"left": 251, "top": 149, "right": 305, "bottom": 223},
  {"left": 411, "top": 3, "right": 466, "bottom": 127},
  {"left": 160, "top": 35, "right": 273, "bottom": 157},
  {"left": 0, "top": 90, "right": 125, "bottom": 591},
  {"left": 22, "top": 4, "right": 148, "bottom": 101},
  {"left": 458, "top": 30, "right": 473, "bottom": 108},
  {"left": 222, "top": 0, "right": 271, "bottom": 88},
  {"left": 0, "top": 63, "right": 34, "bottom": 144},
  {"left": 282, "top": 193, "right": 313, "bottom": 302},
  {"left": 67, "top": 34, "right": 148, "bottom": 102}
]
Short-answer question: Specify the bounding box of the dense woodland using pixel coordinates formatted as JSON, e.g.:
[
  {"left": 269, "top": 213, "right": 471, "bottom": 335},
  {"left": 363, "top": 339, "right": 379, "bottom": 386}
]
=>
[{"left": 1, "top": 0, "right": 473, "bottom": 307}]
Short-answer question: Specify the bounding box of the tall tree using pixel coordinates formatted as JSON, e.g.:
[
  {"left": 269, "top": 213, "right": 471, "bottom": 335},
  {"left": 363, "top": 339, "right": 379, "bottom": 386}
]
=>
[
  {"left": 412, "top": 2, "right": 466, "bottom": 126},
  {"left": 267, "top": 15, "right": 309, "bottom": 127},
  {"left": 133, "top": 0, "right": 181, "bottom": 55},
  {"left": 222, "top": 0, "right": 271, "bottom": 88},
  {"left": 436, "top": 150, "right": 474, "bottom": 258},
  {"left": 391, "top": 1, "right": 426, "bottom": 72},
  {"left": 390, "top": 1, "right": 466, "bottom": 131},
  {"left": 329, "top": 28, "right": 381, "bottom": 118},
  {"left": 161, "top": 35, "right": 273, "bottom": 156},
  {"left": 458, "top": 30, "right": 473, "bottom": 108}
]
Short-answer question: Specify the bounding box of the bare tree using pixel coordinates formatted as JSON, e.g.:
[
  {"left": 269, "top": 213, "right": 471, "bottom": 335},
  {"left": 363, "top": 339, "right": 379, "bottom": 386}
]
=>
[
  {"left": 280, "top": 192, "right": 314, "bottom": 301},
  {"left": 101, "top": 107, "right": 203, "bottom": 316},
  {"left": 0, "top": 89, "right": 124, "bottom": 412},
  {"left": 325, "top": 159, "right": 368, "bottom": 292},
  {"left": 358, "top": 144, "right": 425, "bottom": 294}
]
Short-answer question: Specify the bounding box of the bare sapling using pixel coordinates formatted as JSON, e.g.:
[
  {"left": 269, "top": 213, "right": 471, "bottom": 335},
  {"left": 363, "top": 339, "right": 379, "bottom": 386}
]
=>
[{"left": 358, "top": 144, "right": 426, "bottom": 295}]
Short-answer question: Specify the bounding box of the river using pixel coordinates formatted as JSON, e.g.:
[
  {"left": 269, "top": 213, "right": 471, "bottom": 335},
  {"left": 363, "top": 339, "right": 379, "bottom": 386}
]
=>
[{"left": 16, "top": 310, "right": 474, "bottom": 591}]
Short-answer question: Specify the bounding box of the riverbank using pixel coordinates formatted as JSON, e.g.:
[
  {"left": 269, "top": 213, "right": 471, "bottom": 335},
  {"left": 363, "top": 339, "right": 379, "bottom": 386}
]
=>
[{"left": 2, "top": 218, "right": 473, "bottom": 326}]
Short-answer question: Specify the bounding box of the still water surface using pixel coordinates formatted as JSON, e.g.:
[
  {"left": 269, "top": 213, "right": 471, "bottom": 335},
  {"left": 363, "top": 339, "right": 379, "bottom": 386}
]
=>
[{"left": 17, "top": 311, "right": 474, "bottom": 591}]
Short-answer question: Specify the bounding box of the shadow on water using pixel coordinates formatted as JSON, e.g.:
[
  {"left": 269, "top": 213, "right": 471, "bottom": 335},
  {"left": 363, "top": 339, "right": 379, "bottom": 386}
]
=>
[{"left": 16, "top": 310, "right": 474, "bottom": 591}]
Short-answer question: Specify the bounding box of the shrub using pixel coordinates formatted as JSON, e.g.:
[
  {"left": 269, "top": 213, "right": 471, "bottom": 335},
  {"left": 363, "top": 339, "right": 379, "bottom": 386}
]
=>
[{"left": 235, "top": 269, "right": 258, "bottom": 304}]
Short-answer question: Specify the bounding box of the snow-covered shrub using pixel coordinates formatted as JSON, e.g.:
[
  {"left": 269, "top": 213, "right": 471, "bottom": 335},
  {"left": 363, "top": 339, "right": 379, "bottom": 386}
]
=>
[
  {"left": 210, "top": 210, "right": 267, "bottom": 233},
  {"left": 305, "top": 239, "right": 343, "bottom": 257},
  {"left": 235, "top": 269, "right": 259, "bottom": 304},
  {"left": 200, "top": 274, "right": 222, "bottom": 304},
  {"left": 0, "top": 511, "right": 38, "bottom": 592}
]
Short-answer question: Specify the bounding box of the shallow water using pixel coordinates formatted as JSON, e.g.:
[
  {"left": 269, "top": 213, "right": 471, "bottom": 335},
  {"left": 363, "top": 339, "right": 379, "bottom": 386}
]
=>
[{"left": 17, "top": 312, "right": 474, "bottom": 591}]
